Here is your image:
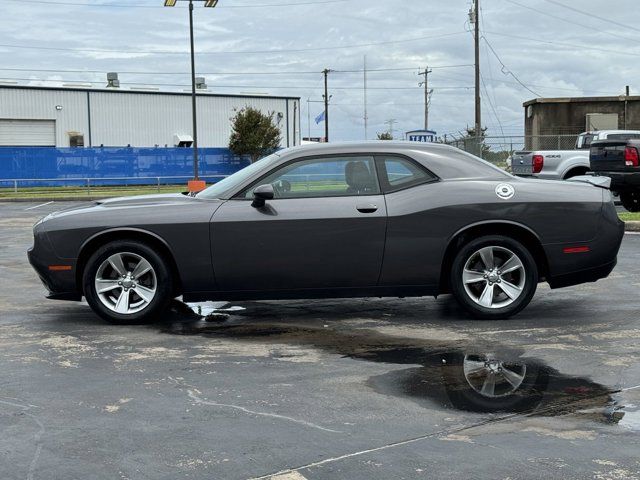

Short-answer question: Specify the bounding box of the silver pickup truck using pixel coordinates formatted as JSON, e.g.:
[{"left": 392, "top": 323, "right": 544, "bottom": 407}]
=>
[{"left": 512, "top": 130, "right": 640, "bottom": 180}]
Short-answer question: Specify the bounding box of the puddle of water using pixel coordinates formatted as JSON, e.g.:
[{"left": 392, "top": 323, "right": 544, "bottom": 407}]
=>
[
  {"left": 618, "top": 404, "right": 640, "bottom": 432},
  {"left": 156, "top": 301, "right": 633, "bottom": 429}
]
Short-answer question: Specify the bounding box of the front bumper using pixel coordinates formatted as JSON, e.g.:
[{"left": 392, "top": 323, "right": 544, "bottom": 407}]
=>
[{"left": 28, "top": 230, "right": 81, "bottom": 301}]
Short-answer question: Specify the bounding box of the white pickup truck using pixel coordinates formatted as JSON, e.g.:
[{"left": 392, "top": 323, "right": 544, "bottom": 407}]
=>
[{"left": 511, "top": 130, "right": 640, "bottom": 180}]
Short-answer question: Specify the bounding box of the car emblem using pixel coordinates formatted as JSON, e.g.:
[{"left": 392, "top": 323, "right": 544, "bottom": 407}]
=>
[{"left": 495, "top": 183, "right": 515, "bottom": 200}]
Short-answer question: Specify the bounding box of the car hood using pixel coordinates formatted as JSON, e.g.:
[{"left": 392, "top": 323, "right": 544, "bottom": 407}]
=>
[{"left": 38, "top": 193, "right": 219, "bottom": 225}]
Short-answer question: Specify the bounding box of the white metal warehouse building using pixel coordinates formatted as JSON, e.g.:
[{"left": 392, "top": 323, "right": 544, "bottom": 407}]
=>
[{"left": 0, "top": 85, "right": 301, "bottom": 149}]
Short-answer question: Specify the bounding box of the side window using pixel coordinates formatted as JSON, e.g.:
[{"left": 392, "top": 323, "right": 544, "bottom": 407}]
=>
[
  {"left": 378, "top": 156, "right": 437, "bottom": 192},
  {"left": 243, "top": 155, "right": 380, "bottom": 199}
]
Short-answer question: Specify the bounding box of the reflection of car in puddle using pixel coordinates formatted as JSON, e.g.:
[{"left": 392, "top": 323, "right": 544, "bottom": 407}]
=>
[{"left": 160, "top": 301, "right": 627, "bottom": 424}]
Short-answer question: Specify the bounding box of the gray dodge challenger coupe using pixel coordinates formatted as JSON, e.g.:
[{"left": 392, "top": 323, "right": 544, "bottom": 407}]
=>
[{"left": 28, "top": 142, "right": 624, "bottom": 322}]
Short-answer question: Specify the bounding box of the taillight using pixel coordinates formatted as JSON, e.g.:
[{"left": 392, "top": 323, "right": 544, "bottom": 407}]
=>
[
  {"left": 532, "top": 155, "right": 544, "bottom": 173},
  {"left": 625, "top": 146, "right": 639, "bottom": 167}
]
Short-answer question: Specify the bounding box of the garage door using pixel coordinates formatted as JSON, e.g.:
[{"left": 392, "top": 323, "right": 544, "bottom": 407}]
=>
[{"left": 0, "top": 119, "right": 56, "bottom": 146}]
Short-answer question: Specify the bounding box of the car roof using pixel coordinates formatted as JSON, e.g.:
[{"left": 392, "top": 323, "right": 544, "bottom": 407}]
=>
[
  {"left": 277, "top": 141, "right": 457, "bottom": 158},
  {"left": 583, "top": 130, "right": 640, "bottom": 136}
]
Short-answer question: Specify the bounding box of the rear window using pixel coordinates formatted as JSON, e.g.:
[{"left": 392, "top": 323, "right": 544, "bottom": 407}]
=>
[
  {"left": 606, "top": 133, "right": 640, "bottom": 141},
  {"left": 377, "top": 155, "right": 437, "bottom": 192},
  {"left": 577, "top": 134, "right": 596, "bottom": 149}
]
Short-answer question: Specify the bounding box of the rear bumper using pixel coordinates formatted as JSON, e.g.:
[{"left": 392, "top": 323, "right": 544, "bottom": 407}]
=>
[
  {"left": 548, "top": 258, "right": 617, "bottom": 289},
  {"left": 594, "top": 172, "right": 640, "bottom": 192},
  {"left": 546, "top": 207, "right": 625, "bottom": 289},
  {"left": 27, "top": 230, "right": 81, "bottom": 301}
]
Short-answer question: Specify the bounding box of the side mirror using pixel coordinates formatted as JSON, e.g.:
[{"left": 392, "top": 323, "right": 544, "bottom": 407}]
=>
[{"left": 251, "top": 184, "right": 274, "bottom": 208}]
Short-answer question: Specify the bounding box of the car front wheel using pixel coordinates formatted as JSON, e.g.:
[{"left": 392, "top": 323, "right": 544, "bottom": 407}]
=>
[
  {"left": 83, "top": 240, "right": 174, "bottom": 324},
  {"left": 450, "top": 235, "right": 538, "bottom": 319}
]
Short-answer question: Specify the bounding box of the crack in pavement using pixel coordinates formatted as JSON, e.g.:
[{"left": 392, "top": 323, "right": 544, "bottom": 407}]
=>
[
  {"left": 248, "top": 384, "right": 640, "bottom": 480},
  {"left": 187, "top": 390, "right": 342, "bottom": 434},
  {"left": 0, "top": 398, "right": 45, "bottom": 480}
]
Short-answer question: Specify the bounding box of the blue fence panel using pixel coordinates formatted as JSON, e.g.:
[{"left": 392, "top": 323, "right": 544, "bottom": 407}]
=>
[{"left": 0, "top": 147, "right": 251, "bottom": 187}]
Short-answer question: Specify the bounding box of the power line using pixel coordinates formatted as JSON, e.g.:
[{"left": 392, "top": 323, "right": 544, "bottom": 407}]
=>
[
  {"left": 0, "top": 31, "right": 467, "bottom": 56},
  {"left": 481, "top": 36, "right": 541, "bottom": 97},
  {"left": 503, "top": 0, "right": 640, "bottom": 45},
  {"left": 484, "top": 30, "right": 640, "bottom": 58},
  {"left": 6, "top": 0, "right": 351, "bottom": 8},
  {"left": 0, "top": 77, "right": 473, "bottom": 90},
  {"left": 0, "top": 65, "right": 473, "bottom": 76},
  {"left": 333, "top": 64, "right": 473, "bottom": 73},
  {"left": 540, "top": 0, "right": 640, "bottom": 34},
  {"left": 415, "top": 68, "right": 627, "bottom": 96},
  {"left": 478, "top": 5, "right": 503, "bottom": 137}
]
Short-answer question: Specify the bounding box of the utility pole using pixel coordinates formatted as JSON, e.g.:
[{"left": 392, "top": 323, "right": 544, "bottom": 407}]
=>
[
  {"left": 364, "top": 55, "right": 368, "bottom": 140},
  {"left": 472, "top": 0, "right": 481, "bottom": 138},
  {"left": 322, "top": 68, "right": 331, "bottom": 142},
  {"left": 385, "top": 119, "right": 397, "bottom": 139},
  {"left": 307, "top": 98, "right": 311, "bottom": 139},
  {"left": 418, "top": 67, "right": 433, "bottom": 131}
]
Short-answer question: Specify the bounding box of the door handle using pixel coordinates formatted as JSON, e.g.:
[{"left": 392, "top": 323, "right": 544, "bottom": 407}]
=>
[{"left": 356, "top": 204, "right": 378, "bottom": 214}]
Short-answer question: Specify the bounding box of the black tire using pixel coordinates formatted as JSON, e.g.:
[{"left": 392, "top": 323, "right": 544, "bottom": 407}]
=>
[
  {"left": 450, "top": 235, "right": 538, "bottom": 320},
  {"left": 620, "top": 192, "right": 640, "bottom": 212},
  {"left": 82, "top": 240, "right": 174, "bottom": 324}
]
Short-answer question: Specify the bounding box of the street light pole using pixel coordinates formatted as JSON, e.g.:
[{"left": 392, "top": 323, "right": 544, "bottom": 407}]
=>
[
  {"left": 188, "top": 0, "right": 199, "bottom": 182},
  {"left": 164, "top": 0, "right": 218, "bottom": 191}
]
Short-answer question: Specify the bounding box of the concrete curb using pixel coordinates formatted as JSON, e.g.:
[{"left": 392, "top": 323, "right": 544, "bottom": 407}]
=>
[{"left": 626, "top": 221, "right": 640, "bottom": 232}]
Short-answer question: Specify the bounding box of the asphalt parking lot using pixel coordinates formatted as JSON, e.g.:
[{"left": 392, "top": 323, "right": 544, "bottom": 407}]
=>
[{"left": 1, "top": 201, "right": 639, "bottom": 480}]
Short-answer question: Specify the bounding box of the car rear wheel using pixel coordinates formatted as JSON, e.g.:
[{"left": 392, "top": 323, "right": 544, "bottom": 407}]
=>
[
  {"left": 450, "top": 235, "right": 538, "bottom": 319},
  {"left": 83, "top": 240, "right": 173, "bottom": 324},
  {"left": 620, "top": 192, "right": 640, "bottom": 212}
]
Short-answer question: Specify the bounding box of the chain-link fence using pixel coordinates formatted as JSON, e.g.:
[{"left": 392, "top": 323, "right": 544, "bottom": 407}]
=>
[{"left": 444, "top": 135, "right": 580, "bottom": 163}]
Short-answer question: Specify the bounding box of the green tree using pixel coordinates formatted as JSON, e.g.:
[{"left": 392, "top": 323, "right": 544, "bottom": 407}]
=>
[
  {"left": 377, "top": 132, "right": 393, "bottom": 140},
  {"left": 462, "top": 126, "right": 490, "bottom": 157},
  {"left": 229, "top": 107, "right": 282, "bottom": 163},
  {"left": 459, "top": 126, "right": 510, "bottom": 167}
]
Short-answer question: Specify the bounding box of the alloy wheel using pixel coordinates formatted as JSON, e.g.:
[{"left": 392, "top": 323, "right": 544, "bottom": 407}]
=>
[
  {"left": 94, "top": 252, "right": 157, "bottom": 315},
  {"left": 462, "top": 246, "right": 526, "bottom": 309}
]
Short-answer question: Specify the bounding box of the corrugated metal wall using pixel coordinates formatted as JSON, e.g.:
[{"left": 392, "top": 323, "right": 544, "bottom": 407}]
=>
[
  {"left": 0, "top": 86, "right": 300, "bottom": 149},
  {"left": 0, "top": 88, "right": 89, "bottom": 146}
]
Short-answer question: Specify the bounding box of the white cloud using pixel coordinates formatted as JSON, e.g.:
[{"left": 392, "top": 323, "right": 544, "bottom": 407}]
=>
[{"left": 1, "top": 0, "right": 639, "bottom": 141}]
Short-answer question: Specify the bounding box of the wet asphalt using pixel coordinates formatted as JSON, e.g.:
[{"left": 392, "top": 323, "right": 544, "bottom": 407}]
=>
[{"left": 0, "top": 201, "right": 639, "bottom": 480}]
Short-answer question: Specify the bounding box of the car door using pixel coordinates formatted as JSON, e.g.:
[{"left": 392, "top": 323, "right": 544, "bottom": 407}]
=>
[{"left": 210, "top": 154, "right": 387, "bottom": 292}]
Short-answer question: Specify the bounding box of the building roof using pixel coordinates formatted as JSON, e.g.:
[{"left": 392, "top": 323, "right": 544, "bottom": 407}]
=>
[
  {"left": 523, "top": 95, "right": 640, "bottom": 107},
  {"left": 0, "top": 84, "right": 300, "bottom": 101}
]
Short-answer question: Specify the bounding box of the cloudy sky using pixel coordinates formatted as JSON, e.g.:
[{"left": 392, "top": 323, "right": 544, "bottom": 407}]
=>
[{"left": 1, "top": 0, "right": 638, "bottom": 142}]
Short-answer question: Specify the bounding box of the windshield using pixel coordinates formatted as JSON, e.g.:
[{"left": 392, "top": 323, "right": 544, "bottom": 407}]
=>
[{"left": 197, "top": 153, "right": 281, "bottom": 199}]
